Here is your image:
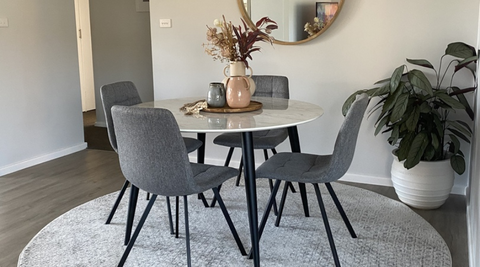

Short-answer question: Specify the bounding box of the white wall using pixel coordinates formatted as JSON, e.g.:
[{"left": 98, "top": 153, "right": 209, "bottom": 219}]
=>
[
  {"left": 150, "top": 0, "right": 479, "bottom": 194},
  {"left": 0, "top": 0, "right": 86, "bottom": 176},
  {"left": 89, "top": 0, "right": 154, "bottom": 126}
]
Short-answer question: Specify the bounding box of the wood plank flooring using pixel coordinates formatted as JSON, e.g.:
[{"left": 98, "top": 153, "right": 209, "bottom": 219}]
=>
[{"left": 0, "top": 149, "right": 468, "bottom": 267}]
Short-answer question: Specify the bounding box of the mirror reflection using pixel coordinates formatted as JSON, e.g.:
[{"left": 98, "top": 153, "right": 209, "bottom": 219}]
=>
[{"left": 238, "top": 0, "right": 344, "bottom": 45}]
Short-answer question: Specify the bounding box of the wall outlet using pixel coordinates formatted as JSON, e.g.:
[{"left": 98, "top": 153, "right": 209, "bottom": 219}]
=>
[
  {"left": 0, "top": 17, "right": 8, "bottom": 28},
  {"left": 159, "top": 19, "right": 171, "bottom": 28}
]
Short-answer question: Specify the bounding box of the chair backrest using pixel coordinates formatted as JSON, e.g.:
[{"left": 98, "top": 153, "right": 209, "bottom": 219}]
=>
[
  {"left": 327, "top": 93, "right": 369, "bottom": 180},
  {"left": 100, "top": 81, "right": 142, "bottom": 152},
  {"left": 251, "top": 75, "right": 289, "bottom": 99},
  {"left": 112, "top": 105, "right": 199, "bottom": 197}
]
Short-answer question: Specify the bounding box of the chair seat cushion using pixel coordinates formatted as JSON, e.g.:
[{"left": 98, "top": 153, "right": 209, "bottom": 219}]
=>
[
  {"left": 183, "top": 137, "right": 203, "bottom": 153},
  {"left": 256, "top": 152, "right": 335, "bottom": 184},
  {"left": 189, "top": 163, "right": 239, "bottom": 194},
  {"left": 213, "top": 129, "right": 288, "bottom": 149}
]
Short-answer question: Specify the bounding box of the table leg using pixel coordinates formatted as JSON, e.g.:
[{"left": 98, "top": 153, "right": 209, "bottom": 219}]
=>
[
  {"left": 287, "top": 126, "right": 310, "bottom": 217},
  {"left": 196, "top": 133, "right": 206, "bottom": 164},
  {"left": 241, "top": 131, "right": 260, "bottom": 266},
  {"left": 196, "top": 133, "right": 209, "bottom": 207}
]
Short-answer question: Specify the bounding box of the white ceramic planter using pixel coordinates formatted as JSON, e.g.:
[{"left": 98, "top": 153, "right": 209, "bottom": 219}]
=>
[{"left": 391, "top": 156, "right": 454, "bottom": 209}]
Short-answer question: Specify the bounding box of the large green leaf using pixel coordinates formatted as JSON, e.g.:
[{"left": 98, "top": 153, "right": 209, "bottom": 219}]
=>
[
  {"left": 405, "top": 132, "right": 429, "bottom": 169},
  {"left": 388, "top": 125, "right": 400, "bottom": 145},
  {"left": 405, "top": 106, "right": 420, "bottom": 132},
  {"left": 447, "top": 128, "right": 470, "bottom": 143},
  {"left": 397, "top": 132, "right": 414, "bottom": 161},
  {"left": 450, "top": 155, "right": 466, "bottom": 175},
  {"left": 419, "top": 102, "right": 431, "bottom": 113},
  {"left": 448, "top": 120, "right": 472, "bottom": 137},
  {"left": 342, "top": 92, "right": 361, "bottom": 116},
  {"left": 408, "top": 70, "right": 433, "bottom": 96},
  {"left": 390, "top": 65, "right": 405, "bottom": 93},
  {"left": 431, "top": 132, "right": 440, "bottom": 150},
  {"left": 423, "top": 145, "right": 436, "bottom": 161},
  {"left": 448, "top": 134, "right": 460, "bottom": 154},
  {"left": 390, "top": 93, "right": 409, "bottom": 123},
  {"left": 406, "top": 58, "right": 434, "bottom": 69},
  {"left": 375, "top": 115, "right": 390, "bottom": 136},
  {"left": 450, "top": 86, "right": 474, "bottom": 120},
  {"left": 432, "top": 112, "right": 444, "bottom": 136},
  {"left": 381, "top": 83, "right": 404, "bottom": 116},
  {"left": 455, "top": 120, "right": 473, "bottom": 133},
  {"left": 445, "top": 42, "right": 476, "bottom": 58},
  {"left": 454, "top": 56, "right": 478, "bottom": 72},
  {"left": 371, "top": 83, "right": 390, "bottom": 97},
  {"left": 436, "top": 92, "right": 466, "bottom": 109}
]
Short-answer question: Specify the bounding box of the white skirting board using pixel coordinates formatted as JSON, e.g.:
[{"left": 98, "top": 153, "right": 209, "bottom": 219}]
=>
[
  {"left": 189, "top": 155, "right": 467, "bottom": 196},
  {"left": 0, "top": 143, "right": 87, "bottom": 176}
]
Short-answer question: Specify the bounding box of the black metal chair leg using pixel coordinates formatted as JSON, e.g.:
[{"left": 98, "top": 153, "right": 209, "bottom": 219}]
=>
[
  {"left": 209, "top": 149, "right": 235, "bottom": 207},
  {"left": 125, "top": 185, "right": 139, "bottom": 245},
  {"left": 268, "top": 179, "right": 279, "bottom": 216},
  {"left": 118, "top": 195, "right": 157, "bottom": 267},
  {"left": 325, "top": 183, "right": 357, "bottom": 238},
  {"left": 184, "top": 195, "right": 192, "bottom": 267},
  {"left": 275, "top": 181, "right": 290, "bottom": 227},
  {"left": 313, "top": 184, "right": 341, "bottom": 267},
  {"left": 248, "top": 179, "right": 282, "bottom": 259},
  {"left": 175, "top": 196, "right": 180, "bottom": 238},
  {"left": 106, "top": 180, "right": 130, "bottom": 224},
  {"left": 166, "top": 196, "right": 175, "bottom": 235},
  {"left": 198, "top": 192, "right": 209, "bottom": 207},
  {"left": 298, "top": 183, "right": 310, "bottom": 217},
  {"left": 288, "top": 182, "right": 297, "bottom": 193},
  {"left": 235, "top": 158, "right": 243, "bottom": 186},
  {"left": 225, "top": 147, "right": 235, "bottom": 166},
  {"left": 212, "top": 187, "right": 247, "bottom": 256},
  {"left": 209, "top": 183, "right": 222, "bottom": 207}
]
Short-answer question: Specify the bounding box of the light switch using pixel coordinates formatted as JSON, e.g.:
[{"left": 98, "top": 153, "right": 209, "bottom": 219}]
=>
[
  {"left": 160, "top": 19, "right": 171, "bottom": 28},
  {"left": 0, "top": 17, "right": 8, "bottom": 28}
]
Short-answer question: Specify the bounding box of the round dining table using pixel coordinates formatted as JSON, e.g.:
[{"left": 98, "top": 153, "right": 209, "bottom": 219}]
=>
[{"left": 137, "top": 96, "right": 324, "bottom": 266}]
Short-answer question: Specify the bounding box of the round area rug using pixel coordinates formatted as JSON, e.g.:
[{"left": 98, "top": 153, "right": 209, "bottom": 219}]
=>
[{"left": 18, "top": 180, "right": 451, "bottom": 267}]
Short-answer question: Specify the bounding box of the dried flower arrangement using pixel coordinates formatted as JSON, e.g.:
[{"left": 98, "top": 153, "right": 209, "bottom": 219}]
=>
[
  {"left": 304, "top": 17, "right": 328, "bottom": 37},
  {"left": 203, "top": 16, "right": 277, "bottom": 68}
]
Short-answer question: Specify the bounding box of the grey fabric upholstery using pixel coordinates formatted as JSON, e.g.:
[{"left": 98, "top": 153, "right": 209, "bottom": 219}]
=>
[
  {"left": 252, "top": 75, "right": 289, "bottom": 99},
  {"left": 100, "top": 81, "right": 142, "bottom": 152},
  {"left": 213, "top": 75, "right": 289, "bottom": 149},
  {"left": 213, "top": 129, "right": 288, "bottom": 149},
  {"left": 112, "top": 105, "right": 246, "bottom": 266},
  {"left": 256, "top": 93, "right": 369, "bottom": 183},
  {"left": 100, "top": 81, "right": 202, "bottom": 153},
  {"left": 112, "top": 106, "right": 239, "bottom": 196},
  {"left": 254, "top": 93, "right": 369, "bottom": 267}
]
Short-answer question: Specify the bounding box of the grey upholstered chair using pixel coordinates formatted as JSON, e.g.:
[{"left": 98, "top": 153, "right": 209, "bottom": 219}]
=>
[
  {"left": 100, "top": 81, "right": 203, "bottom": 244},
  {"left": 211, "top": 75, "right": 293, "bottom": 208},
  {"left": 254, "top": 93, "right": 369, "bottom": 267},
  {"left": 111, "top": 105, "right": 246, "bottom": 267}
]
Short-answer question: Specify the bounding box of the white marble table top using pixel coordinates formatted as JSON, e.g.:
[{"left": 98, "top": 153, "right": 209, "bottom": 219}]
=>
[{"left": 136, "top": 97, "right": 324, "bottom": 133}]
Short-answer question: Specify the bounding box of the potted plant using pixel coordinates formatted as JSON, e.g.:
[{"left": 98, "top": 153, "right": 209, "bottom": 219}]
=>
[{"left": 343, "top": 42, "right": 477, "bottom": 209}]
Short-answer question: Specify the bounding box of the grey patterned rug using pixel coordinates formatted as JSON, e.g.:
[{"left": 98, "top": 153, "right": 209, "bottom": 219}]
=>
[{"left": 18, "top": 180, "right": 451, "bottom": 266}]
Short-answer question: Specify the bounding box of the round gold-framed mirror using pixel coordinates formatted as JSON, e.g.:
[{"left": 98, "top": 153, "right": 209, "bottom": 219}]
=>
[{"left": 237, "top": 0, "right": 344, "bottom": 45}]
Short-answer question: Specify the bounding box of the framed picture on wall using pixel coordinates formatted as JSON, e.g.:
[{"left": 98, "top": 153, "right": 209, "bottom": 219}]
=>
[
  {"left": 136, "top": 0, "right": 149, "bottom": 12},
  {"left": 316, "top": 2, "right": 339, "bottom": 24}
]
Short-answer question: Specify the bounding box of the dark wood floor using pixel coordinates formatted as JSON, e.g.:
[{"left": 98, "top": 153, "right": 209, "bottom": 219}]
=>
[{"left": 0, "top": 111, "right": 468, "bottom": 266}]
